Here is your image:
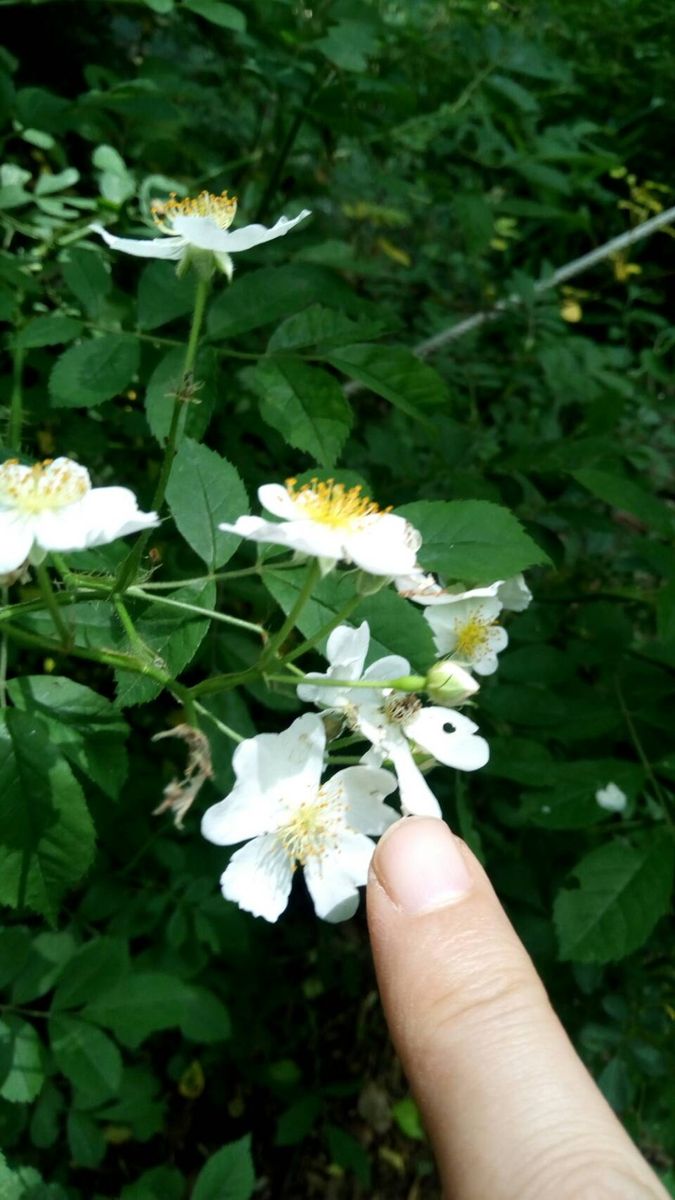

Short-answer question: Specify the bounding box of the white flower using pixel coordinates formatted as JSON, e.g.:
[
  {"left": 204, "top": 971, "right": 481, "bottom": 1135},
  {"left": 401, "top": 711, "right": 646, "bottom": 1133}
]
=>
[
  {"left": 0, "top": 457, "right": 159, "bottom": 574},
  {"left": 200, "top": 713, "right": 397, "bottom": 923},
  {"left": 297, "top": 622, "right": 489, "bottom": 818},
  {"left": 220, "top": 477, "right": 422, "bottom": 577},
  {"left": 595, "top": 782, "right": 628, "bottom": 814},
  {"left": 396, "top": 571, "right": 531, "bottom": 612},
  {"left": 424, "top": 595, "right": 508, "bottom": 676},
  {"left": 91, "top": 190, "right": 310, "bottom": 280}
]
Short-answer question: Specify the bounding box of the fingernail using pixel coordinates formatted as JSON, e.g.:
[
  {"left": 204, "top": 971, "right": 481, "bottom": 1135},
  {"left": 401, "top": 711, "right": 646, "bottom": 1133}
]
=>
[{"left": 372, "top": 817, "right": 473, "bottom": 914}]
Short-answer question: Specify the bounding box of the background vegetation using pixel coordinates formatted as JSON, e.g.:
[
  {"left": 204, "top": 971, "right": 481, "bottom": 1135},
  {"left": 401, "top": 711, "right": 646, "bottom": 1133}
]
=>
[{"left": 1, "top": 0, "right": 674, "bottom": 1196}]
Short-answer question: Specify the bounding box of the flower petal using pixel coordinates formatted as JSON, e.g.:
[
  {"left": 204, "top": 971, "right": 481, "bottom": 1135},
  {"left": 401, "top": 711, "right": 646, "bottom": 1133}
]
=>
[
  {"left": 326, "top": 621, "right": 370, "bottom": 677},
  {"left": 201, "top": 786, "right": 280, "bottom": 846},
  {"left": 258, "top": 483, "right": 300, "bottom": 519},
  {"left": 325, "top": 766, "right": 397, "bottom": 834},
  {"left": 220, "top": 835, "right": 294, "bottom": 922},
  {"left": 497, "top": 574, "right": 532, "bottom": 612},
  {"left": 361, "top": 655, "right": 411, "bottom": 684},
  {"left": 218, "top": 515, "right": 343, "bottom": 561},
  {"left": 404, "top": 706, "right": 489, "bottom": 771},
  {"left": 304, "top": 832, "right": 374, "bottom": 922},
  {"left": 387, "top": 738, "right": 442, "bottom": 818},
  {"left": 346, "top": 514, "right": 421, "bottom": 576},
  {"left": 90, "top": 223, "right": 185, "bottom": 260},
  {"left": 230, "top": 713, "right": 326, "bottom": 803},
  {"left": 32, "top": 487, "right": 158, "bottom": 552},
  {"left": 213, "top": 210, "right": 311, "bottom": 254},
  {"left": 0, "top": 511, "right": 33, "bottom": 573}
]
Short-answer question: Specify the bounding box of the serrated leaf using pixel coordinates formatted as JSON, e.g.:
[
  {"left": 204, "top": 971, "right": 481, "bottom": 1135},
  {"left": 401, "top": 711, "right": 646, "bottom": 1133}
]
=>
[
  {"left": 263, "top": 567, "right": 435, "bottom": 672},
  {"left": 396, "top": 499, "right": 550, "bottom": 584},
  {"left": 137, "top": 260, "right": 196, "bottom": 330},
  {"left": 8, "top": 676, "right": 129, "bottom": 799},
  {"left": 180, "top": 986, "right": 231, "bottom": 1043},
  {"left": 51, "top": 937, "right": 130, "bottom": 1010},
  {"left": 554, "top": 832, "right": 675, "bottom": 963},
  {"left": 267, "top": 304, "right": 383, "bottom": 353},
  {"left": 61, "top": 248, "right": 111, "bottom": 319},
  {"left": 15, "top": 315, "right": 83, "bottom": 349},
  {"left": 113, "top": 580, "right": 216, "bottom": 706},
  {"left": 82, "top": 972, "right": 192, "bottom": 1048},
  {"left": 207, "top": 264, "right": 360, "bottom": 339},
  {"left": 255, "top": 358, "right": 353, "bottom": 467},
  {"left": 192, "top": 1135, "right": 256, "bottom": 1200},
  {"left": 166, "top": 438, "right": 248, "bottom": 568},
  {"left": 325, "top": 343, "right": 447, "bottom": 419},
  {"left": 0, "top": 711, "right": 95, "bottom": 921},
  {"left": 50, "top": 1017, "right": 122, "bottom": 1103},
  {"left": 49, "top": 334, "right": 139, "bottom": 408}
]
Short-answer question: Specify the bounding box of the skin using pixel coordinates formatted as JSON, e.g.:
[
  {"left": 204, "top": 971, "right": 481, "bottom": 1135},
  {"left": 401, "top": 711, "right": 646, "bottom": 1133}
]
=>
[{"left": 366, "top": 817, "right": 669, "bottom": 1200}]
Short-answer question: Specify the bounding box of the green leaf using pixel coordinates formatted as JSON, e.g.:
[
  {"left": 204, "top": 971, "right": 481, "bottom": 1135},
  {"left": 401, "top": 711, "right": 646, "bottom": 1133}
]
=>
[
  {"left": 166, "top": 438, "right": 248, "bottom": 569},
  {"left": 0, "top": 1018, "right": 44, "bottom": 1104},
  {"left": 554, "top": 832, "right": 675, "bottom": 963},
  {"left": 182, "top": 0, "right": 245, "bottom": 30},
  {"left": 516, "top": 760, "right": 644, "bottom": 830},
  {"left": 192, "top": 1135, "right": 256, "bottom": 1200},
  {"left": 391, "top": 1096, "right": 425, "bottom": 1141},
  {"left": 49, "top": 334, "right": 139, "bottom": 408},
  {"left": 15, "top": 315, "right": 83, "bottom": 349},
  {"left": 325, "top": 1124, "right": 371, "bottom": 1187},
  {"left": 113, "top": 580, "right": 216, "bottom": 706},
  {"left": 324, "top": 343, "right": 447, "bottom": 419},
  {"left": 315, "top": 19, "right": 379, "bottom": 72},
  {"left": 8, "top": 676, "right": 129, "bottom": 800},
  {"left": 66, "top": 1111, "right": 106, "bottom": 1169},
  {"left": 207, "top": 265, "right": 360, "bottom": 340},
  {"left": 0, "top": 711, "right": 95, "bottom": 921},
  {"left": 275, "top": 1096, "right": 322, "bottom": 1146},
  {"left": 255, "top": 358, "right": 353, "bottom": 468},
  {"left": 50, "top": 1017, "right": 122, "bottom": 1103},
  {"left": 267, "top": 304, "right": 383, "bottom": 353},
  {"left": 145, "top": 345, "right": 217, "bottom": 444},
  {"left": 137, "top": 260, "right": 196, "bottom": 330},
  {"left": 263, "top": 567, "right": 435, "bottom": 672},
  {"left": 396, "top": 499, "right": 550, "bottom": 584},
  {"left": 82, "top": 972, "right": 193, "bottom": 1048},
  {"left": 180, "top": 986, "right": 231, "bottom": 1043},
  {"left": 120, "top": 1166, "right": 185, "bottom": 1200},
  {"left": 61, "top": 248, "right": 111, "bottom": 319},
  {"left": 572, "top": 468, "right": 675, "bottom": 538},
  {"left": 51, "top": 936, "right": 129, "bottom": 1010}
]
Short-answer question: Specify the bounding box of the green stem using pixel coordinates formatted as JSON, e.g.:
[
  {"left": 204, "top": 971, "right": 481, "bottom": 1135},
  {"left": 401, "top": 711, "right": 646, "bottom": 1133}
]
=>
[
  {"left": 8, "top": 343, "right": 25, "bottom": 451},
  {"left": 114, "top": 275, "right": 210, "bottom": 593},
  {"left": 265, "top": 673, "right": 425, "bottom": 691},
  {"left": 258, "top": 559, "right": 321, "bottom": 668},
  {"left": 35, "top": 561, "right": 71, "bottom": 647},
  {"left": 194, "top": 700, "right": 245, "bottom": 743},
  {"left": 282, "top": 592, "right": 364, "bottom": 664},
  {"left": 127, "top": 586, "right": 265, "bottom": 638},
  {"left": 614, "top": 676, "right": 674, "bottom": 826}
]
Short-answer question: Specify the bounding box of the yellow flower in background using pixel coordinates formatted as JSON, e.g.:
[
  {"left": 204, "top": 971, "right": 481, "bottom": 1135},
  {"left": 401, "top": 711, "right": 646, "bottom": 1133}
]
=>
[
  {"left": 560, "top": 298, "right": 583, "bottom": 322},
  {"left": 612, "top": 253, "right": 642, "bottom": 283}
]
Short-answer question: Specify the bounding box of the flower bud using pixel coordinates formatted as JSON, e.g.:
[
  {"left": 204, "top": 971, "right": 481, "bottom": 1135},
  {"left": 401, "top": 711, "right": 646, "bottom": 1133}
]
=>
[{"left": 425, "top": 660, "right": 479, "bottom": 707}]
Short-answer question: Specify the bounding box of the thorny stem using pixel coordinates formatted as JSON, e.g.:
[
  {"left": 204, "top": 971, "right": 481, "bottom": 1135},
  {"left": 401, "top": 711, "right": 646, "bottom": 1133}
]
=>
[{"left": 35, "top": 560, "right": 71, "bottom": 647}]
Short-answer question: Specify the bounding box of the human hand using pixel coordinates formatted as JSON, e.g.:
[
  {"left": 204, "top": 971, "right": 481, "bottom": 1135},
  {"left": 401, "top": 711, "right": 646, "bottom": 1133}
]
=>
[{"left": 367, "top": 817, "right": 668, "bottom": 1200}]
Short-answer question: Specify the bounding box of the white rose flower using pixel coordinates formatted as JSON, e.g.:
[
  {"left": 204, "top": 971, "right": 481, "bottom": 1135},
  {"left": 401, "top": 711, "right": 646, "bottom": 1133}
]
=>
[
  {"left": 0, "top": 457, "right": 158, "bottom": 574},
  {"left": 396, "top": 571, "right": 531, "bottom": 612},
  {"left": 201, "top": 713, "right": 397, "bottom": 923},
  {"left": 220, "top": 477, "right": 422, "bottom": 577},
  {"left": 424, "top": 595, "right": 508, "bottom": 676},
  {"left": 595, "top": 782, "right": 628, "bottom": 813},
  {"left": 497, "top": 574, "right": 532, "bottom": 612},
  {"left": 297, "top": 622, "right": 489, "bottom": 819},
  {"left": 91, "top": 190, "right": 310, "bottom": 280}
]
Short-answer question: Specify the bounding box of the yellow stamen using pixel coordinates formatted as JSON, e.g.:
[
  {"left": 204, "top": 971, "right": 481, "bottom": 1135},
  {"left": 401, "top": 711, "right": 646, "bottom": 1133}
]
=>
[
  {"left": 277, "top": 787, "right": 345, "bottom": 867},
  {"left": 285, "top": 476, "right": 391, "bottom": 529},
  {"left": 0, "top": 458, "right": 90, "bottom": 514},
  {"left": 151, "top": 190, "right": 237, "bottom": 231},
  {"left": 455, "top": 616, "right": 495, "bottom": 659}
]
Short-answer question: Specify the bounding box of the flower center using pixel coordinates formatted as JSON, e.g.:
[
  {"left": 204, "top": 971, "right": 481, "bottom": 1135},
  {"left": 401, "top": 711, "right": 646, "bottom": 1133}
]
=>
[
  {"left": 383, "top": 692, "right": 422, "bottom": 725},
  {"left": 454, "top": 616, "right": 495, "bottom": 659},
  {"left": 0, "top": 458, "right": 90, "bottom": 515},
  {"left": 151, "top": 190, "right": 237, "bottom": 232},
  {"left": 277, "top": 787, "right": 345, "bottom": 867},
  {"left": 285, "top": 476, "right": 390, "bottom": 530}
]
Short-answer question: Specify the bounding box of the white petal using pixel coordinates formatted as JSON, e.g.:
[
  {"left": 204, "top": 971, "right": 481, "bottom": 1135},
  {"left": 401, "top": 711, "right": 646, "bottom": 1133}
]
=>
[
  {"left": 230, "top": 713, "right": 325, "bottom": 803},
  {"left": 213, "top": 209, "right": 311, "bottom": 254},
  {"left": 361, "top": 655, "right": 411, "bottom": 684},
  {"left": 304, "top": 832, "right": 375, "bottom": 922},
  {"left": 595, "top": 783, "right": 627, "bottom": 813},
  {"left": 326, "top": 621, "right": 370, "bottom": 676},
  {"left": 32, "top": 488, "right": 158, "bottom": 552},
  {"left": 218, "top": 515, "right": 343, "bottom": 561},
  {"left": 471, "top": 626, "right": 509, "bottom": 676},
  {"left": 405, "top": 707, "right": 489, "bottom": 771},
  {"left": 325, "top": 766, "right": 397, "bottom": 834},
  {"left": 387, "top": 739, "right": 442, "bottom": 818},
  {"left": 498, "top": 574, "right": 532, "bottom": 612},
  {"left": 90, "top": 223, "right": 185, "bottom": 260},
  {"left": 220, "top": 836, "right": 294, "bottom": 922},
  {"left": 201, "top": 787, "right": 280, "bottom": 846},
  {"left": 0, "top": 511, "right": 34, "bottom": 573},
  {"left": 258, "top": 483, "right": 300, "bottom": 519},
  {"left": 346, "top": 514, "right": 421, "bottom": 576}
]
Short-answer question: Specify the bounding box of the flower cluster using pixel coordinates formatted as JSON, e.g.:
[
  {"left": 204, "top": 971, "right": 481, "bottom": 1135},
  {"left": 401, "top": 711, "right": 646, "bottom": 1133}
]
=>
[{"left": 201, "top": 476, "right": 533, "bottom": 924}]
